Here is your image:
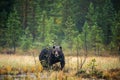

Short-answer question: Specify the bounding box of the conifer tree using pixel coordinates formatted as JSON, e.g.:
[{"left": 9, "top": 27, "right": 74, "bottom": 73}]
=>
[
  {"left": 112, "top": 11, "right": 120, "bottom": 54},
  {"left": 97, "top": 0, "right": 115, "bottom": 46},
  {"left": 6, "top": 7, "right": 21, "bottom": 53},
  {"left": 85, "top": 2, "right": 103, "bottom": 54},
  {"left": 64, "top": 16, "right": 77, "bottom": 51}
]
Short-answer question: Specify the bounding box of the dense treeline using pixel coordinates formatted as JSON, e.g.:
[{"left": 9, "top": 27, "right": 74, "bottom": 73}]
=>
[{"left": 0, "top": 0, "right": 120, "bottom": 55}]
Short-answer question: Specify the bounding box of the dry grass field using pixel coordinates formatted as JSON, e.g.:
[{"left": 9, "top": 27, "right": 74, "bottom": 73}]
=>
[{"left": 0, "top": 54, "right": 120, "bottom": 80}]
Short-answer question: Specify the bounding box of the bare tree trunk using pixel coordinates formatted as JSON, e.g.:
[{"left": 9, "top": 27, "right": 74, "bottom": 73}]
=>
[
  {"left": 23, "top": 0, "right": 28, "bottom": 30},
  {"left": 80, "top": 55, "right": 87, "bottom": 69},
  {"left": 13, "top": 39, "right": 16, "bottom": 54},
  {"left": 76, "top": 41, "right": 79, "bottom": 72},
  {"left": 84, "top": 29, "right": 88, "bottom": 56},
  {"left": 41, "top": 13, "right": 46, "bottom": 41},
  {"left": 79, "top": 30, "right": 87, "bottom": 69},
  {"left": 31, "top": 2, "right": 36, "bottom": 42},
  {"left": 94, "top": 44, "right": 97, "bottom": 55},
  {"left": 76, "top": 32, "right": 87, "bottom": 70},
  {"left": 12, "top": 33, "right": 16, "bottom": 54},
  {"left": 118, "top": 46, "right": 120, "bottom": 54}
]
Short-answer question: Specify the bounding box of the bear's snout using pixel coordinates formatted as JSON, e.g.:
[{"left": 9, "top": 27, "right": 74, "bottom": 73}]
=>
[{"left": 55, "top": 51, "right": 59, "bottom": 57}]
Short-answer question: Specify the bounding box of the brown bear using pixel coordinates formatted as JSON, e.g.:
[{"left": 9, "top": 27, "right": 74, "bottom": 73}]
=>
[{"left": 39, "top": 46, "right": 65, "bottom": 70}]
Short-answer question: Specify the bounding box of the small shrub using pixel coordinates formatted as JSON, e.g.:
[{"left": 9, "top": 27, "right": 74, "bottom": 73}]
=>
[
  {"left": 87, "top": 58, "right": 97, "bottom": 75},
  {"left": 75, "top": 69, "right": 90, "bottom": 78},
  {"left": 87, "top": 58, "right": 103, "bottom": 78},
  {"left": 75, "top": 69, "right": 86, "bottom": 76}
]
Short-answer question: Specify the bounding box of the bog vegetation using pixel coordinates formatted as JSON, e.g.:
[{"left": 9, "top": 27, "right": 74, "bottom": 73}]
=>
[{"left": 0, "top": 54, "right": 120, "bottom": 80}]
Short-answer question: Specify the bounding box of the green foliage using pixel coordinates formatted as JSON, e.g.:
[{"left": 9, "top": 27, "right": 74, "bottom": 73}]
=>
[
  {"left": 20, "top": 28, "right": 32, "bottom": 51},
  {"left": 84, "top": 2, "right": 104, "bottom": 54},
  {"left": 88, "top": 59, "right": 97, "bottom": 68},
  {"left": 6, "top": 7, "right": 22, "bottom": 51},
  {"left": 87, "top": 58, "right": 103, "bottom": 78},
  {"left": 86, "top": 2, "right": 97, "bottom": 27},
  {"left": 64, "top": 16, "right": 78, "bottom": 49},
  {"left": 87, "top": 58, "right": 97, "bottom": 75},
  {"left": 64, "top": 16, "right": 77, "bottom": 40},
  {"left": 111, "top": 11, "right": 120, "bottom": 53},
  {"left": 0, "top": 0, "right": 119, "bottom": 54},
  {"left": 80, "top": 21, "right": 88, "bottom": 51},
  {"left": 97, "top": 0, "right": 115, "bottom": 46},
  {"left": 44, "top": 18, "right": 57, "bottom": 45},
  {"left": 73, "top": 34, "right": 83, "bottom": 50}
]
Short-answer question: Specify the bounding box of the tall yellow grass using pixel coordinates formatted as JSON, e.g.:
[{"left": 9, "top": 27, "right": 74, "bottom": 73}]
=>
[
  {"left": 0, "top": 54, "right": 120, "bottom": 79},
  {"left": 0, "top": 54, "right": 37, "bottom": 68},
  {"left": 65, "top": 56, "right": 120, "bottom": 70},
  {"left": 0, "top": 54, "right": 120, "bottom": 70},
  {"left": 0, "top": 54, "right": 43, "bottom": 74}
]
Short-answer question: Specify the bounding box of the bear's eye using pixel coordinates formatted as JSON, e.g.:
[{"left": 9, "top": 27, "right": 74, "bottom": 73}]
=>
[
  {"left": 59, "top": 46, "right": 62, "bottom": 49},
  {"left": 53, "top": 46, "right": 55, "bottom": 49}
]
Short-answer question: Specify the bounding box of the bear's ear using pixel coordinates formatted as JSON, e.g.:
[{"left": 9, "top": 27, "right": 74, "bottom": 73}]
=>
[
  {"left": 53, "top": 46, "right": 55, "bottom": 49},
  {"left": 60, "top": 46, "right": 62, "bottom": 49}
]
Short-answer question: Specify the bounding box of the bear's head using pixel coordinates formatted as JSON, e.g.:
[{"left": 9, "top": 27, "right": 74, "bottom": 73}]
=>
[{"left": 52, "top": 46, "right": 62, "bottom": 57}]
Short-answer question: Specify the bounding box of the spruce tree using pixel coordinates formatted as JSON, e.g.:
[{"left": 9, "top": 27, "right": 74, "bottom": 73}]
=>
[
  {"left": 85, "top": 2, "right": 103, "bottom": 54},
  {"left": 97, "top": 0, "right": 115, "bottom": 46},
  {"left": 112, "top": 11, "right": 120, "bottom": 54},
  {"left": 6, "top": 7, "right": 21, "bottom": 53},
  {"left": 64, "top": 16, "right": 77, "bottom": 51}
]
